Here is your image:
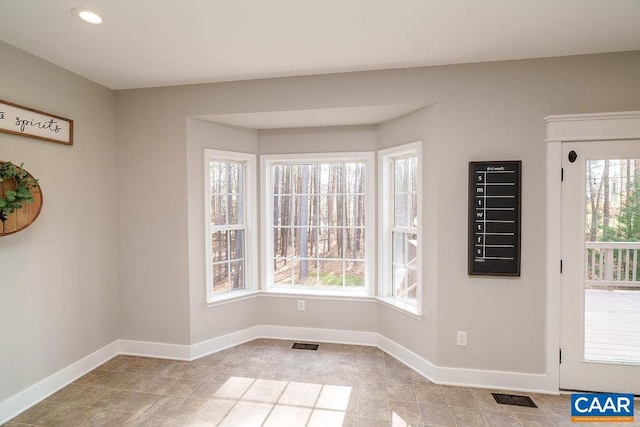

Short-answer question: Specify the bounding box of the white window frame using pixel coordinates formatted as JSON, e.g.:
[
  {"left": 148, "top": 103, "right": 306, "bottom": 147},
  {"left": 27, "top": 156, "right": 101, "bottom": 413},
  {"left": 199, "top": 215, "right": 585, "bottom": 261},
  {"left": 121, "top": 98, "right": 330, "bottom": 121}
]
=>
[
  {"left": 261, "top": 152, "right": 376, "bottom": 296},
  {"left": 204, "top": 149, "right": 258, "bottom": 304},
  {"left": 378, "top": 141, "right": 423, "bottom": 316}
]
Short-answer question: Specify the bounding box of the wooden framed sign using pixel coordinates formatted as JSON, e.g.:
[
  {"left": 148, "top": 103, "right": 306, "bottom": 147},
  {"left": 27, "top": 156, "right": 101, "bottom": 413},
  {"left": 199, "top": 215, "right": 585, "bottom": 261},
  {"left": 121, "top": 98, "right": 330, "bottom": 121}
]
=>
[
  {"left": 468, "top": 161, "right": 521, "bottom": 276},
  {"left": 0, "top": 99, "right": 73, "bottom": 145}
]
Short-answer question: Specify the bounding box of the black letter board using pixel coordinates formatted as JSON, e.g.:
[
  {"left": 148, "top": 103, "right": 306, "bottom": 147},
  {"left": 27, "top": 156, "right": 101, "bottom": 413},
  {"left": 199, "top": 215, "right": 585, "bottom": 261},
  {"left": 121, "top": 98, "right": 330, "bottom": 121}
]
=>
[{"left": 468, "top": 161, "right": 521, "bottom": 276}]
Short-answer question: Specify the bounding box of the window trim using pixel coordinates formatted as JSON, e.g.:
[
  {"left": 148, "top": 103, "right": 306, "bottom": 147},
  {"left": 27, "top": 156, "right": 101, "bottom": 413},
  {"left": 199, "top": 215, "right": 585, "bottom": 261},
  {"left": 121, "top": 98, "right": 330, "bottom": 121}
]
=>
[
  {"left": 260, "top": 151, "right": 376, "bottom": 295},
  {"left": 204, "top": 149, "right": 258, "bottom": 303},
  {"left": 378, "top": 141, "right": 423, "bottom": 315}
]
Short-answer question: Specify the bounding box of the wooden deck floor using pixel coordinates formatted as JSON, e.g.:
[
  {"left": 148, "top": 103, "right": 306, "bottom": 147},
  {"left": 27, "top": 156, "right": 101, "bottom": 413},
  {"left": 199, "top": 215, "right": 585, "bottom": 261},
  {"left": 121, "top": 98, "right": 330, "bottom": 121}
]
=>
[{"left": 585, "top": 289, "right": 640, "bottom": 364}]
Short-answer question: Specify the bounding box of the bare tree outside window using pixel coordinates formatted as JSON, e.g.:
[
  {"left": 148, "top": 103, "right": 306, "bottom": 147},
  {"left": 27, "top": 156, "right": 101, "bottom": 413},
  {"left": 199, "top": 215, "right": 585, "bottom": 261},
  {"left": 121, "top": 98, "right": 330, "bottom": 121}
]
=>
[
  {"left": 209, "top": 160, "right": 246, "bottom": 294},
  {"left": 272, "top": 162, "right": 366, "bottom": 289}
]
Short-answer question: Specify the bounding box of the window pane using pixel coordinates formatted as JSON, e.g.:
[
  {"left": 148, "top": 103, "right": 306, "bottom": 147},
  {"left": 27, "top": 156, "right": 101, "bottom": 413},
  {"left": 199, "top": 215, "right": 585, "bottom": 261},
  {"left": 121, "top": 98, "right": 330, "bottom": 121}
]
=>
[
  {"left": 406, "top": 267, "right": 418, "bottom": 299},
  {"left": 393, "top": 232, "right": 417, "bottom": 266},
  {"left": 345, "top": 163, "right": 364, "bottom": 194},
  {"left": 227, "top": 194, "right": 243, "bottom": 225},
  {"left": 210, "top": 161, "right": 225, "bottom": 194},
  {"left": 270, "top": 159, "right": 367, "bottom": 291},
  {"left": 394, "top": 157, "right": 413, "bottom": 192},
  {"left": 345, "top": 261, "right": 365, "bottom": 288},
  {"left": 410, "top": 157, "right": 417, "bottom": 192},
  {"left": 408, "top": 192, "right": 418, "bottom": 228},
  {"left": 291, "top": 164, "right": 315, "bottom": 194},
  {"left": 345, "top": 194, "right": 365, "bottom": 228},
  {"left": 274, "top": 259, "right": 296, "bottom": 286},
  {"left": 229, "top": 230, "right": 244, "bottom": 261},
  {"left": 318, "top": 164, "right": 334, "bottom": 192},
  {"left": 212, "top": 231, "right": 228, "bottom": 263},
  {"left": 394, "top": 193, "right": 409, "bottom": 227},
  {"left": 210, "top": 195, "right": 227, "bottom": 226},
  {"left": 212, "top": 262, "right": 229, "bottom": 295},
  {"left": 230, "top": 260, "right": 244, "bottom": 291},
  {"left": 291, "top": 195, "right": 317, "bottom": 228},
  {"left": 210, "top": 160, "right": 245, "bottom": 226},
  {"left": 272, "top": 164, "right": 286, "bottom": 194},
  {"left": 295, "top": 259, "right": 318, "bottom": 286},
  {"left": 319, "top": 260, "right": 344, "bottom": 287},
  {"left": 273, "top": 195, "right": 293, "bottom": 227},
  {"left": 227, "top": 162, "right": 242, "bottom": 194},
  {"left": 393, "top": 156, "right": 417, "bottom": 229},
  {"left": 296, "top": 226, "right": 316, "bottom": 259},
  {"left": 345, "top": 228, "right": 365, "bottom": 260},
  {"left": 392, "top": 231, "right": 406, "bottom": 265},
  {"left": 392, "top": 231, "right": 418, "bottom": 300},
  {"left": 319, "top": 195, "right": 340, "bottom": 226},
  {"left": 392, "top": 265, "right": 418, "bottom": 300},
  {"left": 318, "top": 227, "right": 341, "bottom": 258},
  {"left": 274, "top": 227, "right": 295, "bottom": 258}
]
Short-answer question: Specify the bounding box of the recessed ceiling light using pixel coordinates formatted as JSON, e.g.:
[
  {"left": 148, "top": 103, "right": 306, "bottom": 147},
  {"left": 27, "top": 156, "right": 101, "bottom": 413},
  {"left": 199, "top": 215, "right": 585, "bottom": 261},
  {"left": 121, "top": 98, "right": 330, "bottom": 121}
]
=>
[{"left": 71, "top": 8, "right": 103, "bottom": 24}]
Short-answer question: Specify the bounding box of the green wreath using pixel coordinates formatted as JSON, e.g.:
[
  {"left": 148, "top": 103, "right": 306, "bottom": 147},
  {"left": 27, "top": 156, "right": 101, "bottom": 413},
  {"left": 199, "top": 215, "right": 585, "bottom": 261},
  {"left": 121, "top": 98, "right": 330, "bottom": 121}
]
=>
[{"left": 0, "top": 162, "right": 39, "bottom": 222}]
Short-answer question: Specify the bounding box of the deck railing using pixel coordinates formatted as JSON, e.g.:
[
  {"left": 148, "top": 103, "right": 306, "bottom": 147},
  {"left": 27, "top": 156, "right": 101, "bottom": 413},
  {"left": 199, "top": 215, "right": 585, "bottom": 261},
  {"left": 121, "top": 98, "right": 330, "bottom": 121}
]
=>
[{"left": 585, "top": 241, "right": 640, "bottom": 288}]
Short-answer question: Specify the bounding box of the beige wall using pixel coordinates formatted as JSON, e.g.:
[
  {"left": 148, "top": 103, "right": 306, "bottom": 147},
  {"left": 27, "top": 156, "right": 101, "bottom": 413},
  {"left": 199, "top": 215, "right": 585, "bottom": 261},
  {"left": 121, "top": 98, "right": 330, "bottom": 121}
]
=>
[
  {"left": 115, "top": 51, "right": 640, "bottom": 376},
  {"left": 115, "top": 90, "right": 191, "bottom": 344},
  {"left": 0, "top": 42, "right": 118, "bottom": 401},
  {"left": 258, "top": 125, "right": 378, "bottom": 154}
]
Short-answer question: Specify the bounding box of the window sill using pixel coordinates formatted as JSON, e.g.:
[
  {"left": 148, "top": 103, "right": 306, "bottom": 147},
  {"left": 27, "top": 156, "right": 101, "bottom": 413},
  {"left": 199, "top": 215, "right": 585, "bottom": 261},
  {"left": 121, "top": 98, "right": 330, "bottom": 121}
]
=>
[
  {"left": 260, "top": 288, "right": 376, "bottom": 303},
  {"left": 377, "top": 297, "right": 423, "bottom": 320},
  {"left": 206, "top": 290, "right": 260, "bottom": 307},
  {"left": 206, "top": 290, "right": 420, "bottom": 312}
]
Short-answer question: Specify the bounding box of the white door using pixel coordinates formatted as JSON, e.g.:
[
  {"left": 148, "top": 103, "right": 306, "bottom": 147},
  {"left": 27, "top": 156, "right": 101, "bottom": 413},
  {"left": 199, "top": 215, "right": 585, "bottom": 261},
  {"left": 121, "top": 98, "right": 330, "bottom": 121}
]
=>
[{"left": 561, "top": 139, "right": 640, "bottom": 394}]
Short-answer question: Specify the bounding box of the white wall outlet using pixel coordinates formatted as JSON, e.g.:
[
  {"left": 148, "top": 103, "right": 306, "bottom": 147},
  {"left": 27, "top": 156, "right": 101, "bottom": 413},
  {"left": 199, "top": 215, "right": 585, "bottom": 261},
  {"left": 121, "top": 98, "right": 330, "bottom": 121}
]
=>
[
  {"left": 457, "top": 331, "right": 468, "bottom": 346},
  {"left": 297, "top": 300, "right": 305, "bottom": 311}
]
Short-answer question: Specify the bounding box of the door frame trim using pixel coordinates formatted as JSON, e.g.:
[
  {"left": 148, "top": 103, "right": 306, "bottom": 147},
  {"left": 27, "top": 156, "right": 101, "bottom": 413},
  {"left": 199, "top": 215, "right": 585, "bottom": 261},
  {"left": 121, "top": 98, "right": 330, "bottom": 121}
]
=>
[{"left": 545, "top": 111, "right": 640, "bottom": 392}]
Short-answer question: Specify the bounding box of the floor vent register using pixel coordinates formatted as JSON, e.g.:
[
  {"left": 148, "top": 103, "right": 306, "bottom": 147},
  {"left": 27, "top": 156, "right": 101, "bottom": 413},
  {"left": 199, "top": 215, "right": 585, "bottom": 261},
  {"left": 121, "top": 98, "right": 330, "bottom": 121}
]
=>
[
  {"left": 291, "top": 342, "right": 320, "bottom": 351},
  {"left": 491, "top": 393, "right": 537, "bottom": 408}
]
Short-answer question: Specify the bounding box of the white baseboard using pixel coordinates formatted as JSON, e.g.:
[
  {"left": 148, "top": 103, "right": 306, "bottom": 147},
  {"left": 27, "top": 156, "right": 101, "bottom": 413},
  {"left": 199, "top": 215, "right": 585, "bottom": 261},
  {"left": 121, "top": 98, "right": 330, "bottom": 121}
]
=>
[
  {"left": 256, "top": 324, "right": 378, "bottom": 346},
  {"left": 376, "top": 334, "right": 555, "bottom": 395},
  {"left": 191, "top": 326, "right": 262, "bottom": 359},
  {"left": 119, "top": 339, "right": 191, "bottom": 360},
  {"left": 0, "top": 325, "right": 556, "bottom": 424},
  {"left": 0, "top": 341, "right": 119, "bottom": 424},
  {"left": 376, "top": 334, "right": 438, "bottom": 380}
]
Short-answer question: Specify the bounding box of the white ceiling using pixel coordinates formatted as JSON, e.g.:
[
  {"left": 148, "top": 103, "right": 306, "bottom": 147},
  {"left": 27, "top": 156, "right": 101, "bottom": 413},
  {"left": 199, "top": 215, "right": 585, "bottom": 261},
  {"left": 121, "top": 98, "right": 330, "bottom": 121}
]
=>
[{"left": 1, "top": 0, "right": 639, "bottom": 91}]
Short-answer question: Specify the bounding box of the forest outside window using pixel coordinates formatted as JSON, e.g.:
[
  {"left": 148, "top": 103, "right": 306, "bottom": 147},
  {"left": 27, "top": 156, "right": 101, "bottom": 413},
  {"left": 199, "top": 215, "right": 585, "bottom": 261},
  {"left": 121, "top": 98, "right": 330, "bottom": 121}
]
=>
[
  {"left": 205, "top": 149, "right": 257, "bottom": 303},
  {"left": 379, "top": 142, "right": 422, "bottom": 315},
  {"left": 261, "top": 153, "right": 375, "bottom": 295}
]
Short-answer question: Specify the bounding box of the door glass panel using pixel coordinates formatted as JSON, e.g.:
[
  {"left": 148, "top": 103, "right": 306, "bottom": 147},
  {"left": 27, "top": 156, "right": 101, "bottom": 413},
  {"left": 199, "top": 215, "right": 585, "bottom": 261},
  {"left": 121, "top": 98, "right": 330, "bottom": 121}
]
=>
[{"left": 584, "top": 158, "right": 640, "bottom": 364}]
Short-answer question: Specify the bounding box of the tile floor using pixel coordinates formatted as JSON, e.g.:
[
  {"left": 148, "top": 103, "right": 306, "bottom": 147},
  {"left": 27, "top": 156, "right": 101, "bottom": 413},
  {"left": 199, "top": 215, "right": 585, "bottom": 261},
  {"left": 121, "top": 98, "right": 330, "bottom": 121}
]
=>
[{"left": 4, "top": 339, "right": 639, "bottom": 426}]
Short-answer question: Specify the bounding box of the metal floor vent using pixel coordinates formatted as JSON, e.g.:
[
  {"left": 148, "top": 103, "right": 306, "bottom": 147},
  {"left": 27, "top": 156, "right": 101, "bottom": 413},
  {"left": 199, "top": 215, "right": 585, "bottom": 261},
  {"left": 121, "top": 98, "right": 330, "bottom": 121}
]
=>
[
  {"left": 491, "top": 393, "right": 537, "bottom": 408},
  {"left": 292, "top": 342, "right": 319, "bottom": 350}
]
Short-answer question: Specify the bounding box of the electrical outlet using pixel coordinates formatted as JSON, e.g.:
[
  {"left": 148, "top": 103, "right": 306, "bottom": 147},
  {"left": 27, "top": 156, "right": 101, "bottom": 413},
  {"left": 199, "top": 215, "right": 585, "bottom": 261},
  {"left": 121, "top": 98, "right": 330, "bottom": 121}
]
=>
[
  {"left": 457, "top": 331, "right": 467, "bottom": 346},
  {"left": 298, "top": 300, "right": 305, "bottom": 311}
]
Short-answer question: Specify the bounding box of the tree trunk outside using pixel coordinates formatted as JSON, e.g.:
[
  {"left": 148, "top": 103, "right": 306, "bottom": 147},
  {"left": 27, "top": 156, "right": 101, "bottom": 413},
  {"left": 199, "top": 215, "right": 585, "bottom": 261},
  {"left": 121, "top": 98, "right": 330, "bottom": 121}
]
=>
[{"left": 299, "top": 165, "right": 310, "bottom": 279}]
